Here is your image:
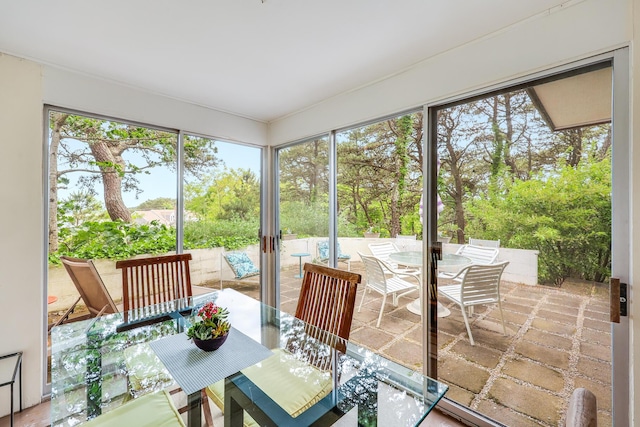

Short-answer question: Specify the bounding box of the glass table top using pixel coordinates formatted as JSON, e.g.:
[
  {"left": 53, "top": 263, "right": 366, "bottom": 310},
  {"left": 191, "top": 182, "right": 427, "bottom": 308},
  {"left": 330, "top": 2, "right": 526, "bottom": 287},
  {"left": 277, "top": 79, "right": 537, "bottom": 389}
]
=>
[{"left": 50, "top": 289, "right": 448, "bottom": 426}]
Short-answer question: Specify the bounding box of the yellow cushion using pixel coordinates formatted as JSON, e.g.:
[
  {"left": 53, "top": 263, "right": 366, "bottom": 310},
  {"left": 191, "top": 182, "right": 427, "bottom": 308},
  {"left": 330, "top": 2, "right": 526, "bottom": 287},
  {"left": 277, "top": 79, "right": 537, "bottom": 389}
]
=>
[
  {"left": 124, "top": 343, "right": 173, "bottom": 395},
  {"left": 206, "top": 348, "right": 333, "bottom": 424},
  {"left": 83, "top": 390, "right": 185, "bottom": 427}
]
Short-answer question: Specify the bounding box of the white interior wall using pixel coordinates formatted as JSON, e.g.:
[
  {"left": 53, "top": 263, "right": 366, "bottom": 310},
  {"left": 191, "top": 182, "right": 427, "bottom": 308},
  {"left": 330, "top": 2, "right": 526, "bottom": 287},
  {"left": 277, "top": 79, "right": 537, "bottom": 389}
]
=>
[
  {"left": 0, "top": 53, "right": 44, "bottom": 409},
  {"left": 269, "top": 0, "right": 629, "bottom": 144},
  {"left": 43, "top": 66, "right": 268, "bottom": 146}
]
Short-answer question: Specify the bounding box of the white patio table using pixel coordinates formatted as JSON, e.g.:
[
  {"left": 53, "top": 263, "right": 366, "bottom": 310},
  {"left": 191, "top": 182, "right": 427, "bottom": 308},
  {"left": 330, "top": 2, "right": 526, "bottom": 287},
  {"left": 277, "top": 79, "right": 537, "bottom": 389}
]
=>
[{"left": 389, "top": 251, "right": 471, "bottom": 317}]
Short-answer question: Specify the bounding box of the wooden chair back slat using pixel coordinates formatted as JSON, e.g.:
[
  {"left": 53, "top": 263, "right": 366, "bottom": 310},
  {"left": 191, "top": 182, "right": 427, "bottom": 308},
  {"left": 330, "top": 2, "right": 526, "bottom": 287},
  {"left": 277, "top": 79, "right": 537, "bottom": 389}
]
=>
[
  {"left": 294, "top": 263, "right": 360, "bottom": 354},
  {"left": 116, "top": 254, "right": 193, "bottom": 312}
]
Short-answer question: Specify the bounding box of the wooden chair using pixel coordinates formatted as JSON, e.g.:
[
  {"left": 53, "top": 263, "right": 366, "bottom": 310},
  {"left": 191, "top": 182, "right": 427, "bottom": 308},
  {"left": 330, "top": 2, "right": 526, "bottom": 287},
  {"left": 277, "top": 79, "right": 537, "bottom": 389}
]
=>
[
  {"left": 439, "top": 261, "right": 509, "bottom": 345},
  {"left": 116, "top": 254, "right": 194, "bottom": 312},
  {"left": 204, "top": 263, "right": 361, "bottom": 425},
  {"left": 53, "top": 257, "right": 119, "bottom": 330},
  {"left": 294, "top": 263, "right": 361, "bottom": 353}
]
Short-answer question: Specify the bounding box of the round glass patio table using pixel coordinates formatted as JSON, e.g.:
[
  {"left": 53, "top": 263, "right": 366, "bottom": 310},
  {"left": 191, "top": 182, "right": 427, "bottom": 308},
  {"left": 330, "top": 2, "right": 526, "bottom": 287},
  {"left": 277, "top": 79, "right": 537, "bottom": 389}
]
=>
[{"left": 389, "top": 251, "right": 471, "bottom": 317}]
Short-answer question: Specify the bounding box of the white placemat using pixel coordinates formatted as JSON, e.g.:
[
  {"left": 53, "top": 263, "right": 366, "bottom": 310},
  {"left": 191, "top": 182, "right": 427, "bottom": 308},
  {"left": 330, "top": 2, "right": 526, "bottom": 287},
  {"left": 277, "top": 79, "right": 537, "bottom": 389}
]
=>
[{"left": 149, "top": 327, "right": 273, "bottom": 395}]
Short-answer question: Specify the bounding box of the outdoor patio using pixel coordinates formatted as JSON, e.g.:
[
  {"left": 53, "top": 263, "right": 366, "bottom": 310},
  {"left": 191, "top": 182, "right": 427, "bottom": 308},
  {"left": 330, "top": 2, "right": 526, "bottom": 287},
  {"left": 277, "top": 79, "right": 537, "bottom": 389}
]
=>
[{"left": 228, "top": 261, "right": 612, "bottom": 427}]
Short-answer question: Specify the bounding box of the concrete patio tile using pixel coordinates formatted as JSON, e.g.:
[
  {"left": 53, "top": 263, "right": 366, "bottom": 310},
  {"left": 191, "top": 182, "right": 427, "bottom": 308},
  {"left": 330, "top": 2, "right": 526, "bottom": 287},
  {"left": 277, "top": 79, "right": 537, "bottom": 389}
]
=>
[
  {"left": 574, "top": 377, "right": 611, "bottom": 412},
  {"left": 387, "top": 306, "right": 422, "bottom": 323},
  {"left": 377, "top": 314, "right": 416, "bottom": 334},
  {"left": 596, "top": 412, "right": 613, "bottom": 427},
  {"left": 438, "top": 358, "right": 489, "bottom": 393},
  {"left": 486, "top": 308, "right": 529, "bottom": 326},
  {"left": 524, "top": 329, "right": 573, "bottom": 350},
  {"left": 500, "top": 300, "right": 535, "bottom": 315},
  {"left": 509, "top": 286, "right": 547, "bottom": 298},
  {"left": 537, "top": 308, "right": 578, "bottom": 325},
  {"left": 436, "top": 331, "right": 456, "bottom": 347},
  {"left": 349, "top": 326, "right": 395, "bottom": 351},
  {"left": 353, "top": 306, "right": 382, "bottom": 324},
  {"left": 280, "top": 300, "right": 297, "bottom": 315},
  {"left": 488, "top": 378, "right": 562, "bottom": 425},
  {"left": 450, "top": 341, "right": 501, "bottom": 369},
  {"left": 576, "top": 357, "right": 611, "bottom": 384},
  {"left": 476, "top": 401, "right": 544, "bottom": 427},
  {"left": 437, "top": 317, "right": 467, "bottom": 336},
  {"left": 467, "top": 328, "right": 511, "bottom": 351},
  {"left": 502, "top": 359, "right": 564, "bottom": 392},
  {"left": 581, "top": 328, "right": 610, "bottom": 346},
  {"left": 585, "top": 298, "right": 610, "bottom": 313},
  {"left": 546, "top": 294, "right": 582, "bottom": 309},
  {"left": 440, "top": 383, "right": 474, "bottom": 407},
  {"left": 515, "top": 341, "right": 570, "bottom": 370},
  {"left": 384, "top": 339, "right": 422, "bottom": 368},
  {"left": 583, "top": 308, "right": 609, "bottom": 322},
  {"left": 560, "top": 279, "right": 596, "bottom": 296},
  {"left": 502, "top": 293, "right": 538, "bottom": 304},
  {"left": 583, "top": 317, "right": 610, "bottom": 332},
  {"left": 579, "top": 341, "right": 610, "bottom": 362},
  {"left": 531, "top": 318, "right": 576, "bottom": 336}
]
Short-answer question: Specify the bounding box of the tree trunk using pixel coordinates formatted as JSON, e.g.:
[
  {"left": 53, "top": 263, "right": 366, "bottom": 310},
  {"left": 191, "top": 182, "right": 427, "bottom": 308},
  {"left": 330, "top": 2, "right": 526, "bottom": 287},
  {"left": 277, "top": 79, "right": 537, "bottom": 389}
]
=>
[
  {"left": 89, "top": 141, "right": 132, "bottom": 222},
  {"left": 48, "top": 113, "right": 69, "bottom": 253}
]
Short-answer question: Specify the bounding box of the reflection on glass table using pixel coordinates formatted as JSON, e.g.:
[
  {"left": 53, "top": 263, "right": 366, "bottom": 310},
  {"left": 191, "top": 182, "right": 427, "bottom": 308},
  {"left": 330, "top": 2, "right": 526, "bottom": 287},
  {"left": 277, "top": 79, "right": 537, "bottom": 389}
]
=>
[
  {"left": 389, "top": 251, "right": 472, "bottom": 317},
  {"left": 50, "top": 288, "right": 448, "bottom": 427}
]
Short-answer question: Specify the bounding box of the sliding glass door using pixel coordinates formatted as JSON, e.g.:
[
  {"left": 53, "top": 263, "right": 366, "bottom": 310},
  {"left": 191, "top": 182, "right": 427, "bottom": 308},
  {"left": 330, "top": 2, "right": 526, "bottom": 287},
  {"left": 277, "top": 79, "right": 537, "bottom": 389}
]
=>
[{"left": 427, "top": 51, "right": 628, "bottom": 426}]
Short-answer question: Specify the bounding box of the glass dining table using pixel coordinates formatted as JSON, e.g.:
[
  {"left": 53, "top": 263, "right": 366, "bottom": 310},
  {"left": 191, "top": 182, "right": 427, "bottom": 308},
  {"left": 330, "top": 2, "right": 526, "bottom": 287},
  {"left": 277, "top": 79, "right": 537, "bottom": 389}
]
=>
[
  {"left": 50, "top": 288, "right": 448, "bottom": 427},
  {"left": 389, "top": 251, "right": 472, "bottom": 317}
]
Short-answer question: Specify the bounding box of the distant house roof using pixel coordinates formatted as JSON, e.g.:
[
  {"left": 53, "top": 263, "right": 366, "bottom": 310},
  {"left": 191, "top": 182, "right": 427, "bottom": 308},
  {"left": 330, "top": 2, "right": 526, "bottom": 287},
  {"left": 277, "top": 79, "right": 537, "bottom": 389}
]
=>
[{"left": 131, "top": 209, "right": 197, "bottom": 226}]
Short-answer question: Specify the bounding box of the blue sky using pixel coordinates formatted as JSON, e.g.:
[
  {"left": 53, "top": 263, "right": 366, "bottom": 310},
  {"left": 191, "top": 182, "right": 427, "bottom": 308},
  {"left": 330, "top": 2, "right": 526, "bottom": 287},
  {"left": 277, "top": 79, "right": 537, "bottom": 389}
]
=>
[{"left": 58, "top": 139, "right": 261, "bottom": 208}]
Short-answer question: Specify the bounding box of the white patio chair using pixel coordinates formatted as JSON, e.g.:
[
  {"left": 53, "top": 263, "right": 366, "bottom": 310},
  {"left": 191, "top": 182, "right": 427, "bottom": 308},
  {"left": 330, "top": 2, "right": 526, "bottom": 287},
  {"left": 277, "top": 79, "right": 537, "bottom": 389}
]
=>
[
  {"left": 367, "top": 242, "right": 419, "bottom": 275},
  {"left": 359, "top": 254, "right": 419, "bottom": 327},
  {"left": 439, "top": 261, "right": 509, "bottom": 345},
  {"left": 439, "top": 244, "right": 500, "bottom": 280}
]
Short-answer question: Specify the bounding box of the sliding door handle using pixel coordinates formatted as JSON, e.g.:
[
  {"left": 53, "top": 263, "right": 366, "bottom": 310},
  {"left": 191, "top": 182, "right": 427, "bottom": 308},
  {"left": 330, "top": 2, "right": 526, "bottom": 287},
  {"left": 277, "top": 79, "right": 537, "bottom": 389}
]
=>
[{"left": 610, "top": 277, "right": 627, "bottom": 323}]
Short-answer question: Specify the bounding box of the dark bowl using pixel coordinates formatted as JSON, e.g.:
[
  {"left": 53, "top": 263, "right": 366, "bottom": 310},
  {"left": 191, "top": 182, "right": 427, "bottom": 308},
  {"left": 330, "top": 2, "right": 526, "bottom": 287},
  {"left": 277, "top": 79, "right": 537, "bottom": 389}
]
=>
[{"left": 193, "top": 333, "right": 229, "bottom": 352}]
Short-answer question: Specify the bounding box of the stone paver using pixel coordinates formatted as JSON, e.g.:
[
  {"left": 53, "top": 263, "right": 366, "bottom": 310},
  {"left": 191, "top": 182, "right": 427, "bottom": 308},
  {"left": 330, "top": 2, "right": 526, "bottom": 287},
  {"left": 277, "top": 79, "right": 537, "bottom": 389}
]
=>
[
  {"left": 576, "top": 357, "right": 611, "bottom": 384},
  {"left": 579, "top": 341, "right": 610, "bottom": 361},
  {"left": 537, "top": 308, "right": 578, "bottom": 325},
  {"left": 438, "top": 358, "right": 489, "bottom": 393},
  {"left": 581, "top": 328, "right": 610, "bottom": 346},
  {"left": 349, "top": 326, "right": 395, "bottom": 351},
  {"left": 502, "top": 358, "right": 564, "bottom": 391},
  {"left": 583, "top": 317, "right": 610, "bottom": 332},
  {"left": 476, "top": 401, "right": 543, "bottom": 427},
  {"left": 488, "top": 378, "right": 562, "bottom": 425},
  {"left": 531, "top": 318, "right": 576, "bottom": 336},
  {"left": 450, "top": 341, "right": 502, "bottom": 369},
  {"left": 524, "top": 329, "right": 573, "bottom": 350},
  {"left": 384, "top": 340, "right": 423, "bottom": 367},
  {"left": 515, "top": 341, "right": 570, "bottom": 370}
]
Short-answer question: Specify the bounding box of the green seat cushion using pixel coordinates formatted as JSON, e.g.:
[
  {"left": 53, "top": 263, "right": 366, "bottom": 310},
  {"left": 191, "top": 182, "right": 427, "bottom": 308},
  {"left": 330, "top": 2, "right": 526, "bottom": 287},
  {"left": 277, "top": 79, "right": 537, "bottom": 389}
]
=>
[
  {"left": 83, "top": 390, "right": 185, "bottom": 427},
  {"left": 206, "top": 348, "right": 333, "bottom": 423},
  {"left": 124, "top": 343, "right": 173, "bottom": 395}
]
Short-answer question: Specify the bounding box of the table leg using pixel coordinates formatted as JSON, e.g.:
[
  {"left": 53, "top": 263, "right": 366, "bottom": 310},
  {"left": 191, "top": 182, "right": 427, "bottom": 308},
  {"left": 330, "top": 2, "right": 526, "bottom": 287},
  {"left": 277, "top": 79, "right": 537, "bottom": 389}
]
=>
[
  {"left": 295, "top": 256, "right": 303, "bottom": 279},
  {"left": 187, "top": 391, "right": 202, "bottom": 427}
]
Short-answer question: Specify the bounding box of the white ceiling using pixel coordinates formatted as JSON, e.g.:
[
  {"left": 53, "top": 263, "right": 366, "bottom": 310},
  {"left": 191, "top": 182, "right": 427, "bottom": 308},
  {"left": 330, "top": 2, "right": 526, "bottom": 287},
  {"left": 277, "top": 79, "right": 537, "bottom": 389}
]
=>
[{"left": 1, "top": 0, "right": 569, "bottom": 123}]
